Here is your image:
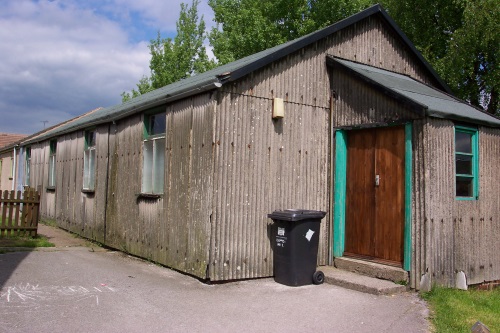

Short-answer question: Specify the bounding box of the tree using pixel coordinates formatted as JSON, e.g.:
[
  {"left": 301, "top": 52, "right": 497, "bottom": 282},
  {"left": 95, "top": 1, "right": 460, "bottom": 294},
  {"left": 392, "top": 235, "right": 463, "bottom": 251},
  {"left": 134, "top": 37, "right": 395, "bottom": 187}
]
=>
[
  {"left": 382, "top": 0, "right": 499, "bottom": 114},
  {"left": 208, "top": 0, "right": 373, "bottom": 64},
  {"left": 122, "top": 0, "right": 214, "bottom": 102},
  {"left": 441, "top": 0, "right": 499, "bottom": 113},
  {"left": 208, "top": 0, "right": 499, "bottom": 115}
]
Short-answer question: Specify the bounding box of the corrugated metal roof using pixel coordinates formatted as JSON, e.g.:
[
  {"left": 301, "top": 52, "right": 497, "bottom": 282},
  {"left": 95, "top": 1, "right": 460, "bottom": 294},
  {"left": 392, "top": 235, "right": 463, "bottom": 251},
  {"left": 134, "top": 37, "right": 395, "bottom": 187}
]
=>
[
  {"left": 330, "top": 57, "right": 500, "bottom": 127},
  {"left": 25, "top": 4, "right": 451, "bottom": 144}
]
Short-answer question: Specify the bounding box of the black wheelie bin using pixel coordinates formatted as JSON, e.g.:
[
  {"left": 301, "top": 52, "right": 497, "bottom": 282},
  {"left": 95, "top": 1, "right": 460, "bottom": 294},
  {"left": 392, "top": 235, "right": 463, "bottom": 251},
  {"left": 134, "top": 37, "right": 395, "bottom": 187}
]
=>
[{"left": 268, "top": 209, "right": 326, "bottom": 286}]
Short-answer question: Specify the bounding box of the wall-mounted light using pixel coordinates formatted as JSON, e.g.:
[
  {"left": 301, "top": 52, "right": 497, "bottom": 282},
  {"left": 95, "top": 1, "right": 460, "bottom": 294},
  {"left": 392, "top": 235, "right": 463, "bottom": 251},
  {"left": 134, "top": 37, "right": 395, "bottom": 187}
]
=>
[{"left": 273, "top": 98, "right": 284, "bottom": 119}]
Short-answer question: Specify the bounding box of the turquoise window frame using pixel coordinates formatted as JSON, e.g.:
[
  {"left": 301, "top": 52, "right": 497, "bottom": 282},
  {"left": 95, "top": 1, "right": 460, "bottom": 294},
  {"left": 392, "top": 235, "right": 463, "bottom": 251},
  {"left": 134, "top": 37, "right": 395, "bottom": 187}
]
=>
[{"left": 454, "top": 125, "right": 479, "bottom": 200}]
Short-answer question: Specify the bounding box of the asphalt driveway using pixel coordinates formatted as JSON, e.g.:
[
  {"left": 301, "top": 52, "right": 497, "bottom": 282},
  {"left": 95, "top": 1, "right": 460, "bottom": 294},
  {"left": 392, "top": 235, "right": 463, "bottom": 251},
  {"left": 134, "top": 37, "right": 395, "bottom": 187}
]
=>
[{"left": 0, "top": 225, "right": 430, "bottom": 333}]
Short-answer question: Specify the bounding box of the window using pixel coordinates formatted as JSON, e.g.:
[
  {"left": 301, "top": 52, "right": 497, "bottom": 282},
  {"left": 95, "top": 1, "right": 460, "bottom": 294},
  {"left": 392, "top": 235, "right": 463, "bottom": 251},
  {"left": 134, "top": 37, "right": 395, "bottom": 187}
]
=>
[
  {"left": 142, "top": 111, "right": 166, "bottom": 194},
  {"left": 455, "top": 126, "right": 478, "bottom": 199},
  {"left": 9, "top": 157, "right": 14, "bottom": 179},
  {"left": 48, "top": 140, "right": 57, "bottom": 188},
  {"left": 83, "top": 130, "right": 96, "bottom": 190},
  {"left": 25, "top": 147, "right": 31, "bottom": 186}
]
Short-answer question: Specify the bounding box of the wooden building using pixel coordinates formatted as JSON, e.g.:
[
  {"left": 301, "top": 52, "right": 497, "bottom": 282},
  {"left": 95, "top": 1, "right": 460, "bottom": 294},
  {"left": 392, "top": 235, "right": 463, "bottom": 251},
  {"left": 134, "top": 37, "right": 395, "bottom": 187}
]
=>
[
  {"left": 0, "top": 133, "right": 27, "bottom": 191},
  {"left": 18, "top": 5, "right": 500, "bottom": 289}
]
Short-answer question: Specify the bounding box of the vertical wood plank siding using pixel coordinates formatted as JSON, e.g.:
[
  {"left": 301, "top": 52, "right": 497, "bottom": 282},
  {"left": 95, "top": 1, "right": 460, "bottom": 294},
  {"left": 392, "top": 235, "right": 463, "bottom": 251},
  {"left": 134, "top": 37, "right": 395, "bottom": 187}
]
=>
[
  {"left": 210, "top": 92, "right": 329, "bottom": 281},
  {"left": 207, "top": 15, "right": 436, "bottom": 281},
  {"left": 327, "top": 17, "right": 441, "bottom": 88},
  {"left": 412, "top": 119, "right": 500, "bottom": 288},
  {"left": 331, "top": 70, "right": 422, "bottom": 127},
  {"left": 30, "top": 142, "right": 56, "bottom": 218},
  {"left": 101, "top": 94, "right": 214, "bottom": 278},
  {"left": 410, "top": 119, "right": 428, "bottom": 289},
  {"left": 163, "top": 95, "right": 214, "bottom": 275},
  {"left": 105, "top": 114, "right": 151, "bottom": 256},
  {"left": 30, "top": 127, "right": 108, "bottom": 242}
]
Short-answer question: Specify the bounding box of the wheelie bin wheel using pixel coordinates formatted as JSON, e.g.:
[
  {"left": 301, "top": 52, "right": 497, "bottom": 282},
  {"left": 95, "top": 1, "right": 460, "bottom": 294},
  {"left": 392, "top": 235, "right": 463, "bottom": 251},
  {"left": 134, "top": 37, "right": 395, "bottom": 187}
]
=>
[{"left": 312, "top": 270, "right": 324, "bottom": 285}]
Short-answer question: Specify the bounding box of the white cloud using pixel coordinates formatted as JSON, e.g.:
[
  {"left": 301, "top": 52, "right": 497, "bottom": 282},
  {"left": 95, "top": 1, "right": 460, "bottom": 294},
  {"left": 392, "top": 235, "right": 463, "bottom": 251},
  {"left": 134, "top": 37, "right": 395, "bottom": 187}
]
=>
[
  {"left": 0, "top": 0, "right": 215, "bottom": 135},
  {"left": 109, "top": 0, "right": 215, "bottom": 32}
]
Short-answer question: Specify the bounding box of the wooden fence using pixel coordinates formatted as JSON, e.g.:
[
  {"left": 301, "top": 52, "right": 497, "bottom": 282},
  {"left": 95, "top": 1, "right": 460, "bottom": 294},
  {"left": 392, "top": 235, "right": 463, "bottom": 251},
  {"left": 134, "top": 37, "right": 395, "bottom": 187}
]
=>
[{"left": 0, "top": 189, "right": 40, "bottom": 237}]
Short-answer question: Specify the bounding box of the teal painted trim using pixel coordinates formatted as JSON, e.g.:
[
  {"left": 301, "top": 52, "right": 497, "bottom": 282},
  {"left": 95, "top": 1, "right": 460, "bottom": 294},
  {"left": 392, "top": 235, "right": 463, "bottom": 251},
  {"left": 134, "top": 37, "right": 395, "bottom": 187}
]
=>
[
  {"left": 404, "top": 123, "right": 412, "bottom": 272},
  {"left": 454, "top": 125, "right": 479, "bottom": 199},
  {"left": 333, "top": 130, "right": 347, "bottom": 257},
  {"left": 474, "top": 130, "right": 479, "bottom": 198}
]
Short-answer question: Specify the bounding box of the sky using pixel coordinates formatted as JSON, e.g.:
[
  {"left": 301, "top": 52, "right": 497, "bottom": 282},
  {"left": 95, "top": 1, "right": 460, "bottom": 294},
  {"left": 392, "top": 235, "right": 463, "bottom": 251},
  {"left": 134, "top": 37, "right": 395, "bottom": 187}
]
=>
[{"left": 0, "top": 0, "right": 215, "bottom": 135}]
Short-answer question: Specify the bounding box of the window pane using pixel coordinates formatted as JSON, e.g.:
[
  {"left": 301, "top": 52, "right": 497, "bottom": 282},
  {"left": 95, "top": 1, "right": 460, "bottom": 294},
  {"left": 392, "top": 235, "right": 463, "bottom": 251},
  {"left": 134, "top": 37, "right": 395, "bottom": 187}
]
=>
[
  {"left": 49, "top": 154, "right": 56, "bottom": 187},
  {"left": 89, "top": 149, "right": 96, "bottom": 190},
  {"left": 153, "top": 138, "right": 165, "bottom": 194},
  {"left": 83, "top": 150, "right": 90, "bottom": 188},
  {"left": 25, "top": 150, "right": 31, "bottom": 186},
  {"left": 456, "top": 154, "right": 472, "bottom": 175},
  {"left": 26, "top": 163, "right": 30, "bottom": 186},
  {"left": 456, "top": 177, "right": 473, "bottom": 197},
  {"left": 455, "top": 131, "right": 472, "bottom": 153},
  {"left": 142, "top": 140, "right": 153, "bottom": 192},
  {"left": 149, "top": 112, "right": 166, "bottom": 136},
  {"left": 87, "top": 131, "right": 96, "bottom": 147}
]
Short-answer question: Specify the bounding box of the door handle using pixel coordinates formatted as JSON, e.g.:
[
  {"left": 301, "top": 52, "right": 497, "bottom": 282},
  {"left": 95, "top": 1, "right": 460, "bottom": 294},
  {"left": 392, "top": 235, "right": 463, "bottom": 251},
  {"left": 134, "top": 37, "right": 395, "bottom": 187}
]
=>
[{"left": 375, "top": 174, "right": 380, "bottom": 187}]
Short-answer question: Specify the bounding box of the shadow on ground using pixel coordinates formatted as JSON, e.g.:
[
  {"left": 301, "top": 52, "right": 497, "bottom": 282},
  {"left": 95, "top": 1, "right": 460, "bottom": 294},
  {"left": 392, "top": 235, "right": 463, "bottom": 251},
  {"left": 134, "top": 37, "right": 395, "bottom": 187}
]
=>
[{"left": 0, "top": 250, "right": 33, "bottom": 289}]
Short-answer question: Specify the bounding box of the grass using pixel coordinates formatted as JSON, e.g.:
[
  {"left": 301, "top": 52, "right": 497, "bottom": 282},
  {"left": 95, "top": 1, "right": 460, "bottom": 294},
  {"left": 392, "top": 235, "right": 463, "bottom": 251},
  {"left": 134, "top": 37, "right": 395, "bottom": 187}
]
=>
[
  {"left": 40, "top": 218, "right": 57, "bottom": 227},
  {"left": 421, "top": 286, "right": 500, "bottom": 332},
  {"left": 0, "top": 234, "right": 55, "bottom": 248}
]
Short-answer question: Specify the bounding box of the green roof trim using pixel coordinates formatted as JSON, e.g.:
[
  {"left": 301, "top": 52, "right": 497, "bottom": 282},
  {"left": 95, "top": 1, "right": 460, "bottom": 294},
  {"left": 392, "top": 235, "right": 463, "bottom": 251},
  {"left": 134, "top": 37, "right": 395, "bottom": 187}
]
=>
[{"left": 329, "top": 57, "right": 500, "bottom": 127}]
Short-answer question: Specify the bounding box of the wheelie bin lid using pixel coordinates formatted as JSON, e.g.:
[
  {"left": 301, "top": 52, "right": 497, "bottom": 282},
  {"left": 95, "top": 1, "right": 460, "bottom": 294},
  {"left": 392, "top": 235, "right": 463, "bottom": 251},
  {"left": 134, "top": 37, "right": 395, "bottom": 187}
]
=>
[{"left": 268, "top": 209, "right": 326, "bottom": 221}]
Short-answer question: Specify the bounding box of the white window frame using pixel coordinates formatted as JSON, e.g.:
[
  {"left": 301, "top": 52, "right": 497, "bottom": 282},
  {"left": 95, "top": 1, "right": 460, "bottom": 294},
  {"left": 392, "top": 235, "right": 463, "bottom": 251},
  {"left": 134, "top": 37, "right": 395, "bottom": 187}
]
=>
[
  {"left": 83, "top": 130, "right": 96, "bottom": 191},
  {"left": 25, "top": 147, "right": 31, "bottom": 187},
  {"left": 48, "top": 140, "right": 57, "bottom": 188},
  {"left": 9, "top": 157, "right": 14, "bottom": 180},
  {"left": 141, "top": 111, "right": 166, "bottom": 195}
]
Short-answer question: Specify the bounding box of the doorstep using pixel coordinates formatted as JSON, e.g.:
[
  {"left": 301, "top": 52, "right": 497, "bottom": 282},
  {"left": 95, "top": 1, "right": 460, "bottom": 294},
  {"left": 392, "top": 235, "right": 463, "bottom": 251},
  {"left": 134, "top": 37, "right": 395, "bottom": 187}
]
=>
[
  {"left": 334, "top": 257, "right": 408, "bottom": 283},
  {"left": 322, "top": 266, "right": 407, "bottom": 295}
]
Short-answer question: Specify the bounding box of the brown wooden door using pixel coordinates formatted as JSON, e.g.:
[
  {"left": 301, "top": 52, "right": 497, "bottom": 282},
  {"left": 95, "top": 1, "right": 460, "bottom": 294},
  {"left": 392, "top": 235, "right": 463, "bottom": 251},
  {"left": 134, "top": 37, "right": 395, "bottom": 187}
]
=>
[{"left": 344, "top": 126, "right": 405, "bottom": 265}]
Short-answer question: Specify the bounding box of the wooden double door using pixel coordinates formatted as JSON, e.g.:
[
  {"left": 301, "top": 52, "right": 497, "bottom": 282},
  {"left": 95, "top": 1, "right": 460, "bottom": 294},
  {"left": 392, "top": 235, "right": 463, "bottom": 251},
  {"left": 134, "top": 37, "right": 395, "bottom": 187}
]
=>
[{"left": 344, "top": 126, "right": 405, "bottom": 266}]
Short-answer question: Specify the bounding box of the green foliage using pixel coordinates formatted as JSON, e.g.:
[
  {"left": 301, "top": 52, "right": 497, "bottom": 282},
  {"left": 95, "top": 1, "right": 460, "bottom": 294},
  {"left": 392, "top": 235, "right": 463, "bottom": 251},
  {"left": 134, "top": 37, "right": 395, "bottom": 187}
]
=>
[
  {"left": 122, "top": 0, "right": 215, "bottom": 102},
  {"left": 381, "top": 0, "right": 464, "bottom": 63},
  {"left": 208, "top": 0, "right": 372, "bottom": 64},
  {"left": 121, "top": 76, "right": 153, "bottom": 102},
  {"left": 422, "top": 286, "right": 500, "bottom": 332},
  {"left": 381, "top": 0, "right": 499, "bottom": 114},
  {"left": 124, "top": 0, "right": 498, "bottom": 113},
  {"left": 40, "top": 218, "right": 57, "bottom": 227},
  {"left": 442, "top": 0, "right": 499, "bottom": 114},
  {"left": 0, "top": 235, "right": 55, "bottom": 248},
  {"left": 208, "top": 0, "right": 498, "bottom": 115},
  {"left": 308, "top": 0, "right": 374, "bottom": 28}
]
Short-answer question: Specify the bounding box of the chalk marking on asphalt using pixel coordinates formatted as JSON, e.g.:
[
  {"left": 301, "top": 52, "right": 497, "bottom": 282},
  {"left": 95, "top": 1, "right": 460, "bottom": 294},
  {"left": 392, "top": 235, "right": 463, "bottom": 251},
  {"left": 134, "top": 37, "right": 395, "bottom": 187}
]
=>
[
  {"left": 0, "top": 283, "right": 116, "bottom": 305},
  {"left": 13, "top": 288, "right": 35, "bottom": 301}
]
